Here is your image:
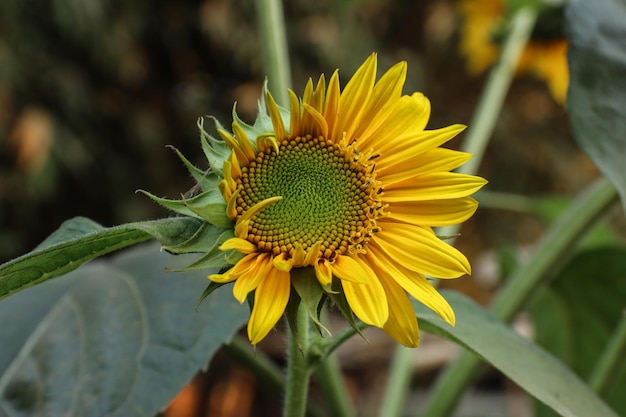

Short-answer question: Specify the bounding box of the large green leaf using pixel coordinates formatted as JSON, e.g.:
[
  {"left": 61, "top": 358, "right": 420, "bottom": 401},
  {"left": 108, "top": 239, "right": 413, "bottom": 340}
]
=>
[
  {"left": 531, "top": 247, "right": 626, "bottom": 416},
  {"left": 0, "top": 216, "right": 206, "bottom": 300},
  {"left": 414, "top": 291, "right": 619, "bottom": 417},
  {"left": 567, "top": 0, "right": 626, "bottom": 209},
  {"left": 0, "top": 244, "right": 248, "bottom": 417}
]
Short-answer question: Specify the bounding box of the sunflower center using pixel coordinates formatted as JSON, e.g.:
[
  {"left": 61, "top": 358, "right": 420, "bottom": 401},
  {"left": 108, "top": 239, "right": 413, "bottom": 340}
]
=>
[{"left": 235, "top": 135, "right": 383, "bottom": 261}]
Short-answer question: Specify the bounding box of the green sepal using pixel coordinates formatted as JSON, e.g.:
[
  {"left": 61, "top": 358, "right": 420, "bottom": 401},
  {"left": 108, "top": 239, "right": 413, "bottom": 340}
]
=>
[
  {"left": 198, "top": 116, "right": 230, "bottom": 176},
  {"left": 327, "top": 277, "right": 368, "bottom": 342},
  {"left": 285, "top": 289, "right": 302, "bottom": 350},
  {"left": 162, "top": 222, "right": 230, "bottom": 254},
  {"left": 232, "top": 81, "right": 292, "bottom": 145},
  {"left": 167, "top": 229, "right": 235, "bottom": 272},
  {"left": 195, "top": 280, "right": 228, "bottom": 310},
  {"left": 138, "top": 189, "right": 229, "bottom": 227},
  {"left": 184, "top": 200, "right": 231, "bottom": 228},
  {"left": 167, "top": 145, "right": 218, "bottom": 193},
  {"left": 290, "top": 267, "right": 331, "bottom": 337}
]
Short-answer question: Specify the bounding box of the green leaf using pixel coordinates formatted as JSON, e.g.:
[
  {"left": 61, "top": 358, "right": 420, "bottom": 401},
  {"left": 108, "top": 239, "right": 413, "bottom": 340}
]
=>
[
  {"left": 531, "top": 247, "right": 626, "bottom": 416},
  {"left": 0, "top": 244, "right": 248, "bottom": 417},
  {"left": 414, "top": 291, "right": 619, "bottom": 417},
  {"left": 0, "top": 216, "right": 202, "bottom": 300},
  {"left": 567, "top": 0, "right": 626, "bottom": 210}
]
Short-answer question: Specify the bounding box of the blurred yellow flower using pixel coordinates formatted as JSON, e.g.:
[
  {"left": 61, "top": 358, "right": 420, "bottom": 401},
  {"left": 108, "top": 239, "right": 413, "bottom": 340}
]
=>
[
  {"left": 459, "top": 0, "right": 569, "bottom": 104},
  {"left": 210, "top": 54, "right": 486, "bottom": 346}
]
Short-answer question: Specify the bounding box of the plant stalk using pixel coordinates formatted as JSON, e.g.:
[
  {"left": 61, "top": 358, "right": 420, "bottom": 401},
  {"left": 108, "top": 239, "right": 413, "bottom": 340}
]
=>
[
  {"left": 255, "top": 0, "right": 292, "bottom": 106},
  {"left": 284, "top": 304, "right": 312, "bottom": 417}
]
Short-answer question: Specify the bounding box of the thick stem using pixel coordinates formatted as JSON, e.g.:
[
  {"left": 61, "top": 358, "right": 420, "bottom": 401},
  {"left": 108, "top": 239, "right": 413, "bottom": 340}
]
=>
[
  {"left": 283, "top": 304, "right": 311, "bottom": 417},
  {"left": 255, "top": 0, "right": 292, "bottom": 106}
]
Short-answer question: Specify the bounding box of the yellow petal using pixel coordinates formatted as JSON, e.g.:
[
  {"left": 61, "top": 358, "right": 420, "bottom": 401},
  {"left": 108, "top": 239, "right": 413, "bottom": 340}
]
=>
[
  {"left": 302, "top": 103, "right": 328, "bottom": 139},
  {"left": 340, "top": 256, "right": 388, "bottom": 327},
  {"left": 386, "top": 197, "right": 479, "bottom": 227},
  {"left": 288, "top": 89, "right": 301, "bottom": 138},
  {"left": 238, "top": 196, "right": 283, "bottom": 223},
  {"left": 323, "top": 70, "right": 340, "bottom": 135},
  {"left": 382, "top": 172, "right": 488, "bottom": 202},
  {"left": 314, "top": 259, "right": 334, "bottom": 289},
  {"left": 352, "top": 61, "right": 407, "bottom": 140},
  {"left": 220, "top": 236, "right": 257, "bottom": 254},
  {"left": 374, "top": 222, "right": 470, "bottom": 278},
  {"left": 359, "top": 93, "right": 431, "bottom": 151},
  {"left": 266, "top": 91, "right": 286, "bottom": 141},
  {"left": 231, "top": 122, "right": 257, "bottom": 164},
  {"left": 366, "top": 246, "right": 455, "bottom": 325},
  {"left": 208, "top": 269, "right": 236, "bottom": 284},
  {"left": 273, "top": 252, "right": 294, "bottom": 272},
  {"left": 379, "top": 148, "right": 473, "bottom": 184},
  {"left": 233, "top": 254, "right": 271, "bottom": 303},
  {"left": 377, "top": 271, "right": 420, "bottom": 347},
  {"left": 226, "top": 187, "right": 241, "bottom": 220},
  {"left": 208, "top": 252, "right": 258, "bottom": 283},
  {"left": 247, "top": 265, "right": 291, "bottom": 344},
  {"left": 328, "top": 255, "right": 368, "bottom": 283},
  {"left": 376, "top": 124, "right": 466, "bottom": 170},
  {"left": 331, "top": 53, "right": 377, "bottom": 141}
]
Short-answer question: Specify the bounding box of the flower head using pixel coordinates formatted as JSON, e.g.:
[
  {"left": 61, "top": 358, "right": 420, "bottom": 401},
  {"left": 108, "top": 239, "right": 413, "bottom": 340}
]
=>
[
  {"left": 459, "top": 0, "right": 569, "bottom": 104},
  {"left": 201, "top": 54, "right": 486, "bottom": 346}
]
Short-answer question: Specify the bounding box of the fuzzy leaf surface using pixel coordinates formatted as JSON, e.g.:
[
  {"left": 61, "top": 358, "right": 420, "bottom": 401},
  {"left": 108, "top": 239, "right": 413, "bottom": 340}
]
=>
[
  {"left": 0, "top": 244, "right": 247, "bottom": 417},
  {"left": 0, "top": 216, "right": 203, "bottom": 300}
]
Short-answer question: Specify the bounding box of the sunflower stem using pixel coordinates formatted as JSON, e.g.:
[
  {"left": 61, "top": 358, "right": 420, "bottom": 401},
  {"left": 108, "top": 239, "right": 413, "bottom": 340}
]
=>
[
  {"left": 255, "top": 0, "right": 292, "bottom": 106},
  {"left": 421, "top": 177, "right": 619, "bottom": 417},
  {"left": 588, "top": 310, "right": 626, "bottom": 397},
  {"left": 378, "top": 346, "right": 415, "bottom": 417},
  {"left": 284, "top": 303, "right": 311, "bottom": 417}
]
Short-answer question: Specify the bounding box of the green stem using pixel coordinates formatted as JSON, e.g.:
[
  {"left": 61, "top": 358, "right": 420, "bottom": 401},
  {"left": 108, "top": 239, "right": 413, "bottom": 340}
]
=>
[
  {"left": 378, "top": 346, "right": 415, "bottom": 417},
  {"left": 588, "top": 311, "right": 626, "bottom": 397},
  {"left": 314, "top": 353, "right": 355, "bottom": 417},
  {"left": 421, "top": 177, "right": 619, "bottom": 417},
  {"left": 284, "top": 304, "right": 311, "bottom": 417},
  {"left": 255, "top": 0, "right": 292, "bottom": 105}
]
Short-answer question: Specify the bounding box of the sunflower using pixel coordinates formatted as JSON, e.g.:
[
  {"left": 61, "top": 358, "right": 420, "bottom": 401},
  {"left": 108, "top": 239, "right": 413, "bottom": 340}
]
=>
[
  {"left": 200, "top": 54, "right": 486, "bottom": 347},
  {"left": 458, "top": 0, "right": 569, "bottom": 104}
]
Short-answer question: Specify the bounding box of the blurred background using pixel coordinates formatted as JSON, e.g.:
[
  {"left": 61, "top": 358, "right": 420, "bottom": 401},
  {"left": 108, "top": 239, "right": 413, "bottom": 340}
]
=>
[{"left": 1, "top": 0, "right": 617, "bottom": 416}]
